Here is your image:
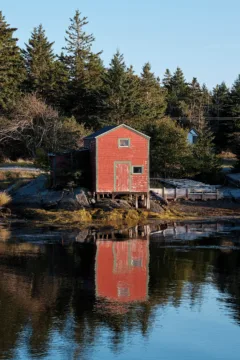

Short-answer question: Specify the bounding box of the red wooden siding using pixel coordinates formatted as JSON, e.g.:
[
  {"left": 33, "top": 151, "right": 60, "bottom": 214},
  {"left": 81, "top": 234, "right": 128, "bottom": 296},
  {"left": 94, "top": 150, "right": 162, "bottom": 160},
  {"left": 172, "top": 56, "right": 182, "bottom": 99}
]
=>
[
  {"left": 96, "top": 240, "right": 149, "bottom": 303},
  {"left": 96, "top": 127, "right": 149, "bottom": 193}
]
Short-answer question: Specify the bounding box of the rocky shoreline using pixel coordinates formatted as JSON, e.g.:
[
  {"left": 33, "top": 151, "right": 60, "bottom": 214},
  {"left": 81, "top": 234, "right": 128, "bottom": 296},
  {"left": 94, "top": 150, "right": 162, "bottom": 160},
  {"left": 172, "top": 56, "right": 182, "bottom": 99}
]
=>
[{"left": 1, "top": 175, "right": 240, "bottom": 230}]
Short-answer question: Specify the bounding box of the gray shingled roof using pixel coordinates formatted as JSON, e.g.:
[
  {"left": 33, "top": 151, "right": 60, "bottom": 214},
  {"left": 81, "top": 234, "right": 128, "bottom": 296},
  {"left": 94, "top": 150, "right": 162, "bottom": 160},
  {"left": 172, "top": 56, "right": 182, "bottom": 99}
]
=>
[{"left": 84, "top": 125, "right": 117, "bottom": 139}]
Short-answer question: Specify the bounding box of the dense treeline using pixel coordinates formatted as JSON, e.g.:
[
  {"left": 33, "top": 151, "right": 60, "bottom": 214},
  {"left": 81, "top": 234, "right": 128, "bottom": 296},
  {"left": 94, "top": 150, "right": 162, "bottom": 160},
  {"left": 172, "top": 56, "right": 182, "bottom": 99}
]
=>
[{"left": 0, "top": 10, "right": 239, "bottom": 178}]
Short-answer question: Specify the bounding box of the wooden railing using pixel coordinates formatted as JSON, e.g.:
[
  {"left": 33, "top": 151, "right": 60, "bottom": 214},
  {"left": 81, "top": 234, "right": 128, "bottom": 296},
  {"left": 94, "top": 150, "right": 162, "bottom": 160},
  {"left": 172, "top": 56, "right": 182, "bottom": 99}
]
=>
[{"left": 150, "top": 187, "right": 221, "bottom": 201}]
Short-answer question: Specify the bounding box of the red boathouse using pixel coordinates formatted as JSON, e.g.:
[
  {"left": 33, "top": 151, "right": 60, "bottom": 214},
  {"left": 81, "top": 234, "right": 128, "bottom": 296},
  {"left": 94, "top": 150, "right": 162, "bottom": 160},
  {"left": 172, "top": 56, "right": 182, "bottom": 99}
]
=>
[{"left": 84, "top": 124, "right": 150, "bottom": 208}]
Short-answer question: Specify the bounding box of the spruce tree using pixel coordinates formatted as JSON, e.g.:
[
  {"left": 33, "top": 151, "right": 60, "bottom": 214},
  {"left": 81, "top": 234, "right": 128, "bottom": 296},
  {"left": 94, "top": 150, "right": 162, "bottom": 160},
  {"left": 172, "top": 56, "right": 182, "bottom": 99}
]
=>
[
  {"left": 63, "top": 10, "right": 96, "bottom": 81},
  {"left": 62, "top": 10, "right": 104, "bottom": 124},
  {"left": 0, "top": 12, "right": 25, "bottom": 112},
  {"left": 165, "top": 67, "right": 189, "bottom": 119},
  {"left": 227, "top": 75, "right": 240, "bottom": 156},
  {"left": 230, "top": 75, "right": 240, "bottom": 117},
  {"left": 103, "top": 51, "right": 130, "bottom": 124},
  {"left": 211, "top": 82, "right": 232, "bottom": 151},
  {"left": 187, "top": 77, "right": 206, "bottom": 130},
  {"left": 190, "top": 126, "right": 221, "bottom": 183},
  {"left": 48, "top": 53, "right": 69, "bottom": 110},
  {"left": 22, "top": 24, "right": 55, "bottom": 96},
  {"left": 162, "top": 68, "right": 172, "bottom": 89},
  {"left": 139, "top": 63, "right": 166, "bottom": 121}
]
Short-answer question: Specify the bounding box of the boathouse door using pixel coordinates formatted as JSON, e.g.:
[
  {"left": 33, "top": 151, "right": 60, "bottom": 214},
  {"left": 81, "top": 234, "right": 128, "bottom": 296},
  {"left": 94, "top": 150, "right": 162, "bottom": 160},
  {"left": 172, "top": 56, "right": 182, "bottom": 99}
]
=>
[{"left": 114, "top": 162, "right": 131, "bottom": 192}]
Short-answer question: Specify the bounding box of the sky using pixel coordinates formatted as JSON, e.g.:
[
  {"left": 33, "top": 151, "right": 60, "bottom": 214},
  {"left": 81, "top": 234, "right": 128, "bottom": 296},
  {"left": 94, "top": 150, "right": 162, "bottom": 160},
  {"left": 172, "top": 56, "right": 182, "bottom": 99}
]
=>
[{"left": 1, "top": 0, "right": 240, "bottom": 89}]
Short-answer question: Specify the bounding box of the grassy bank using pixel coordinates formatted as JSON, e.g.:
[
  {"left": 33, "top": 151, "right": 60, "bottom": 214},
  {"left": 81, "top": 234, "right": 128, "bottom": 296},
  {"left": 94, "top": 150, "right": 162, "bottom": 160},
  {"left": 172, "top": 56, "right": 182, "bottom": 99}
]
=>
[
  {"left": 3, "top": 199, "right": 240, "bottom": 230},
  {"left": 19, "top": 207, "right": 186, "bottom": 228}
]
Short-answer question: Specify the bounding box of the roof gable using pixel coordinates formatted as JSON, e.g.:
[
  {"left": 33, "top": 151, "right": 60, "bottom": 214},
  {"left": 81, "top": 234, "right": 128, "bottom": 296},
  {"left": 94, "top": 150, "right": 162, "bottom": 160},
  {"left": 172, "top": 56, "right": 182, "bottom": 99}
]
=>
[
  {"left": 84, "top": 126, "right": 117, "bottom": 140},
  {"left": 188, "top": 128, "right": 199, "bottom": 136},
  {"left": 84, "top": 124, "right": 150, "bottom": 140}
]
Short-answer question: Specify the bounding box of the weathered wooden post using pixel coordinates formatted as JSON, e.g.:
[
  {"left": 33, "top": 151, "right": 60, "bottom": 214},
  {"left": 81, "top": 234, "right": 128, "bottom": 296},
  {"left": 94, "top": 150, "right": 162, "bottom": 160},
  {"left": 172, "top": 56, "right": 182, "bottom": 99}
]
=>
[
  {"left": 146, "top": 193, "right": 150, "bottom": 210},
  {"left": 144, "top": 194, "right": 147, "bottom": 207},
  {"left": 135, "top": 195, "right": 139, "bottom": 209}
]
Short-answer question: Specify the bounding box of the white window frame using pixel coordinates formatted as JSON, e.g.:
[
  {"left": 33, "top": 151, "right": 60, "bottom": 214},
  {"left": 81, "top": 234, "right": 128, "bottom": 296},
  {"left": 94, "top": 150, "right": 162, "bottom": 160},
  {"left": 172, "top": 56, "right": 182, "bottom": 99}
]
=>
[
  {"left": 132, "top": 166, "right": 144, "bottom": 175},
  {"left": 118, "top": 138, "right": 130, "bottom": 148}
]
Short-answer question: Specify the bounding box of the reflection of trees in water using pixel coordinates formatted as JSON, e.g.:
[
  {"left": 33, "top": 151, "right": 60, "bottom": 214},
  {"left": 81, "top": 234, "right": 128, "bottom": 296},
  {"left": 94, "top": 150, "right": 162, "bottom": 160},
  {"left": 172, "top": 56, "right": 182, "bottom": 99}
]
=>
[
  {"left": 0, "top": 239, "right": 239, "bottom": 357},
  {"left": 212, "top": 250, "right": 240, "bottom": 324}
]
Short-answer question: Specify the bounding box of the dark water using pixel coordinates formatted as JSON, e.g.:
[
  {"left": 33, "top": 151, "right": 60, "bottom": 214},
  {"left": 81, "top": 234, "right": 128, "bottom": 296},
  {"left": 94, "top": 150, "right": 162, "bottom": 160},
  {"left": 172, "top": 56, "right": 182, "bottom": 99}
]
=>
[{"left": 0, "top": 222, "right": 240, "bottom": 360}]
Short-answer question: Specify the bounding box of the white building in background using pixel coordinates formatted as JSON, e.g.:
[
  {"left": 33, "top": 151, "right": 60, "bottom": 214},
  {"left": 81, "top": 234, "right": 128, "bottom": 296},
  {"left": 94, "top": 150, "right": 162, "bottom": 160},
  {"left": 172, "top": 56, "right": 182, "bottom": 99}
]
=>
[{"left": 187, "top": 128, "right": 199, "bottom": 145}]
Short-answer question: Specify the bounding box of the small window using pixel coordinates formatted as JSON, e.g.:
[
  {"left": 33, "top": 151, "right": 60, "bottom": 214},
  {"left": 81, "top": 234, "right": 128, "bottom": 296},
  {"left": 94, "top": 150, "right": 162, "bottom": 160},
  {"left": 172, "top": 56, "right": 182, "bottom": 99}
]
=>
[
  {"left": 132, "top": 166, "right": 143, "bottom": 174},
  {"left": 119, "top": 138, "right": 130, "bottom": 147},
  {"left": 131, "top": 258, "right": 142, "bottom": 268}
]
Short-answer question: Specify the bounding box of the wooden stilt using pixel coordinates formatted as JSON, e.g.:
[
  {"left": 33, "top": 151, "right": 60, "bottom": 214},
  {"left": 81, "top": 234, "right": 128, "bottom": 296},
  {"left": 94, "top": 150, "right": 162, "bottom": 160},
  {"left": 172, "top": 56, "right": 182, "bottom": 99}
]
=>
[
  {"left": 135, "top": 195, "right": 139, "bottom": 209},
  {"left": 146, "top": 193, "right": 150, "bottom": 210},
  {"left": 144, "top": 195, "right": 147, "bottom": 207}
]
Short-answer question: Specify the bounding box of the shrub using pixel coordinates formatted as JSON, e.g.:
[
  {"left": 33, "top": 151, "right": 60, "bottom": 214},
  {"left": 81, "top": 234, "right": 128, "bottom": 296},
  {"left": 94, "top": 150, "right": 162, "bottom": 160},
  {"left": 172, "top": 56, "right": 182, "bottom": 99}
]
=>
[{"left": 144, "top": 118, "right": 191, "bottom": 178}]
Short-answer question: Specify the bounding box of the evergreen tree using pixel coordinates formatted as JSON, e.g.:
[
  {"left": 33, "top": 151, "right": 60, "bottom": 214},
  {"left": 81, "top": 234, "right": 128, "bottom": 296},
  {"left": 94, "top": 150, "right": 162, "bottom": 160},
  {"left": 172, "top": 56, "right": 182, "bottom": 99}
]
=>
[
  {"left": 0, "top": 12, "right": 25, "bottom": 112},
  {"left": 144, "top": 118, "right": 191, "bottom": 178},
  {"left": 228, "top": 75, "right": 240, "bottom": 159},
  {"left": 230, "top": 75, "right": 240, "bottom": 117},
  {"left": 211, "top": 82, "right": 232, "bottom": 151},
  {"left": 189, "top": 126, "right": 221, "bottom": 183},
  {"left": 62, "top": 10, "right": 104, "bottom": 124},
  {"left": 47, "top": 53, "right": 69, "bottom": 109},
  {"left": 201, "top": 83, "right": 211, "bottom": 116},
  {"left": 22, "top": 24, "right": 55, "bottom": 96},
  {"left": 103, "top": 51, "right": 132, "bottom": 124},
  {"left": 165, "top": 67, "right": 189, "bottom": 119},
  {"left": 211, "top": 82, "right": 231, "bottom": 117},
  {"left": 187, "top": 77, "right": 206, "bottom": 130},
  {"left": 162, "top": 68, "right": 172, "bottom": 89},
  {"left": 139, "top": 63, "right": 166, "bottom": 121},
  {"left": 63, "top": 10, "right": 96, "bottom": 81}
]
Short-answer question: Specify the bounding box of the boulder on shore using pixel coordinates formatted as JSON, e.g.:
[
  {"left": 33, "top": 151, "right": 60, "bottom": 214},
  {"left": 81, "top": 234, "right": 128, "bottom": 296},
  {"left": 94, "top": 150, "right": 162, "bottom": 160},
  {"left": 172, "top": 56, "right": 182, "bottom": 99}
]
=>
[
  {"left": 150, "top": 200, "right": 165, "bottom": 213},
  {"left": 95, "top": 199, "right": 132, "bottom": 211}
]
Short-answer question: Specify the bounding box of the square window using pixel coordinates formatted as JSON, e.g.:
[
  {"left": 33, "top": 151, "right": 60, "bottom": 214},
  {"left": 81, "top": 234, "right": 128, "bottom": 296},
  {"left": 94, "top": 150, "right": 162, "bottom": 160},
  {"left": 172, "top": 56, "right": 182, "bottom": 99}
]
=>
[
  {"left": 119, "top": 138, "right": 130, "bottom": 147},
  {"left": 131, "top": 258, "right": 142, "bottom": 267},
  {"left": 132, "top": 166, "right": 143, "bottom": 174}
]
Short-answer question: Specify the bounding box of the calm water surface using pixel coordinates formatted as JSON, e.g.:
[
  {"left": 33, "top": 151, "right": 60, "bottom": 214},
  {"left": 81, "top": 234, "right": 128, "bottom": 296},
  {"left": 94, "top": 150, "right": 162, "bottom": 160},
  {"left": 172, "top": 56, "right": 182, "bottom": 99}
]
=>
[{"left": 0, "top": 222, "right": 240, "bottom": 360}]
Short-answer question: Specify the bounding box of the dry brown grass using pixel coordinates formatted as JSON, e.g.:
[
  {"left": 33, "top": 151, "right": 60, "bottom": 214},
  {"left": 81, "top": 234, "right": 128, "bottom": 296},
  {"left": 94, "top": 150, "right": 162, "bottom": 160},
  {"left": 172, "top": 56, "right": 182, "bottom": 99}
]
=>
[
  {"left": 0, "top": 192, "right": 11, "bottom": 206},
  {"left": 0, "top": 228, "right": 11, "bottom": 242},
  {"left": 22, "top": 207, "right": 178, "bottom": 228},
  {"left": 219, "top": 151, "right": 237, "bottom": 159},
  {"left": 0, "top": 171, "right": 37, "bottom": 181},
  {"left": 0, "top": 158, "right": 34, "bottom": 167}
]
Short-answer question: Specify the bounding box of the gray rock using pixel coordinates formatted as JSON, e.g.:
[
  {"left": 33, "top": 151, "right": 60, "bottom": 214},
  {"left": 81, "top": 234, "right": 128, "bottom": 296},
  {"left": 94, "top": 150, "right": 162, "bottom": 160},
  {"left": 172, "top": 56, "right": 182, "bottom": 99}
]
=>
[
  {"left": 12, "top": 175, "right": 91, "bottom": 210},
  {"left": 96, "top": 199, "right": 132, "bottom": 211},
  {"left": 150, "top": 200, "right": 165, "bottom": 213},
  {"left": 75, "top": 189, "right": 90, "bottom": 208}
]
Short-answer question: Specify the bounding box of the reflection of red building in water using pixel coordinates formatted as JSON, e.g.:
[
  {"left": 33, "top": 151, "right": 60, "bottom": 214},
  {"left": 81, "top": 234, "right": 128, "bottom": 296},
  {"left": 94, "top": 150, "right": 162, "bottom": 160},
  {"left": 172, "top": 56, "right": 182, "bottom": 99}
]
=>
[{"left": 95, "top": 240, "right": 149, "bottom": 303}]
